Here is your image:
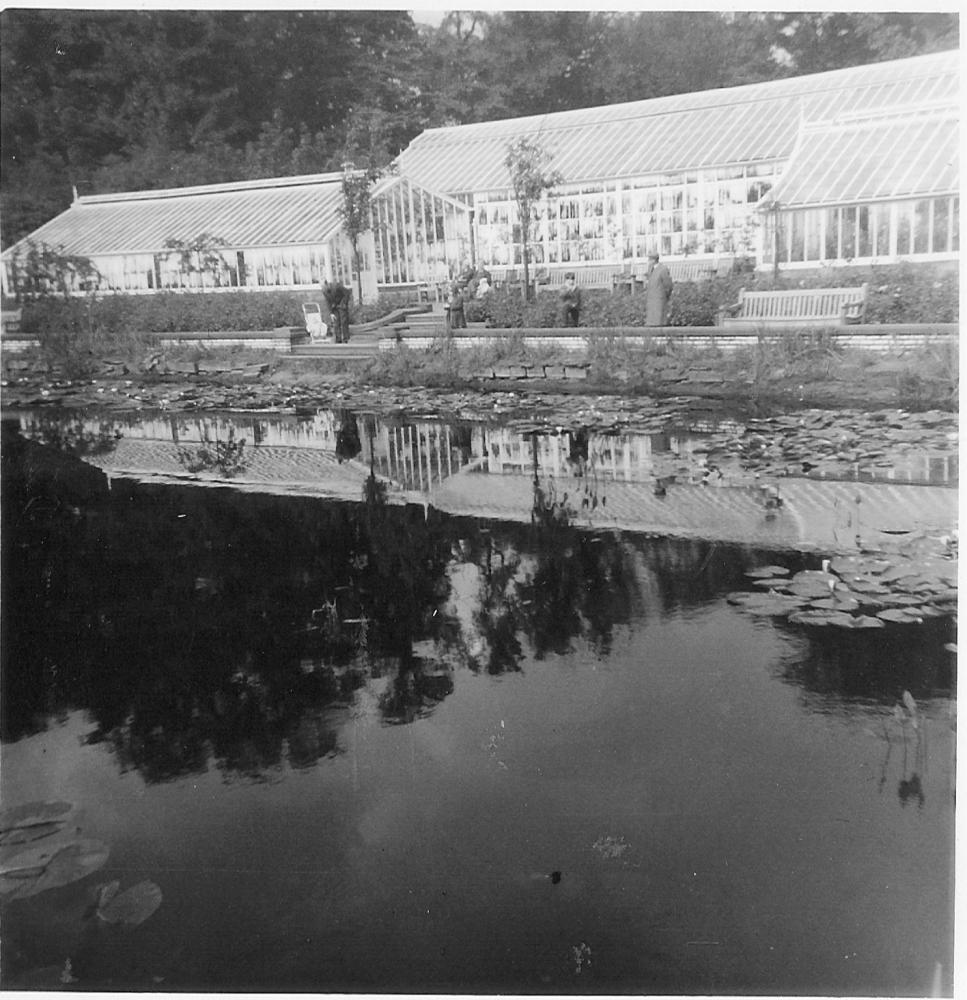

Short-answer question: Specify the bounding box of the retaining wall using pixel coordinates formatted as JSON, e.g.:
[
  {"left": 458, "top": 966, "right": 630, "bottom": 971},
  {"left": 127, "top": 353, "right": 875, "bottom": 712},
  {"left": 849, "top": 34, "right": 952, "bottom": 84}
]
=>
[{"left": 379, "top": 323, "right": 959, "bottom": 353}]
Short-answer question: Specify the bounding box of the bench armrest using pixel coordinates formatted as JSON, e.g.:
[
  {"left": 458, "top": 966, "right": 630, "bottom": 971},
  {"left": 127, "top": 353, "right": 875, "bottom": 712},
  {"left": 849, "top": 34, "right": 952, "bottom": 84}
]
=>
[{"left": 840, "top": 300, "right": 866, "bottom": 324}]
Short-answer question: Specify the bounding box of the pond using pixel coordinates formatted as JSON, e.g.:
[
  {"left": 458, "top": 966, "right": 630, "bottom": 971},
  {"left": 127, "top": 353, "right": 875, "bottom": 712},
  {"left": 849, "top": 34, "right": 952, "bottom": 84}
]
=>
[{"left": 0, "top": 408, "right": 956, "bottom": 994}]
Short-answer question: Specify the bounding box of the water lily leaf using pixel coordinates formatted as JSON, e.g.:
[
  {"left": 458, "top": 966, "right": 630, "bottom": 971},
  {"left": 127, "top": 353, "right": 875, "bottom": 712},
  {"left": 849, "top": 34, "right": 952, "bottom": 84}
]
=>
[
  {"left": 0, "top": 820, "right": 68, "bottom": 847},
  {"left": 752, "top": 578, "right": 792, "bottom": 591},
  {"left": 809, "top": 596, "right": 861, "bottom": 613},
  {"left": 94, "top": 879, "right": 121, "bottom": 910},
  {"left": 788, "top": 609, "right": 857, "bottom": 628},
  {"left": 0, "top": 844, "right": 60, "bottom": 879},
  {"left": 788, "top": 579, "right": 837, "bottom": 599},
  {"left": 745, "top": 565, "right": 791, "bottom": 579},
  {"left": 96, "top": 879, "right": 163, "bottom": 926},
  {"left": 843, "top": 577, "right": 891, "bottom": 595},
  {"left": 877, "top": 608, "right": 924, "bottom": 624},
  {"left": 879, "top": 594, "right": 926, "bottom": 607},
  {"left": 0, "top": 839, "right": 109, "bottom": 901},
  {"left": 0, "top": 801, "right": 73, "bottom": 834},
  {"left": 847, "top": 615, "right": 886, "bottom": 629},
  {"left": 741, "top": 594, "right": 807, "bottom": 616}
]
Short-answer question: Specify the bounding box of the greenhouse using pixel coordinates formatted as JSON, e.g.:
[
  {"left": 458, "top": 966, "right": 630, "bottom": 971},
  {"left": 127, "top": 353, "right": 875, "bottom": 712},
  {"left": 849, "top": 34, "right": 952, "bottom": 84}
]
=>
[
  {"left": 1, "top": 48, "right": 958, "bottom": 301},
  {"left": 0, "top": 172, "right": 471, "bottom": 302},
  {"left": 398, "top": 48, "right": 958, "bottom": 274}
]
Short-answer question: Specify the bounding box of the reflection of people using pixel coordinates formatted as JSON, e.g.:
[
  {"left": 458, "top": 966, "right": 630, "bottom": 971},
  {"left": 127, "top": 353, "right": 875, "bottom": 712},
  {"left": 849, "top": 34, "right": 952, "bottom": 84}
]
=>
[
  {"left": 323, "top": 280, "right": 352, "bottom": 342},
  {"left": 475, "top": 275, "right": 491, "bottom": 298},
  {"left": 644, "top": 253, "right": 673, "bottom": 326},
  {"left": 560, "top": 272, "right": 581, "bottom": 326},
  {"left": 448, "top": 283, "right": 467, "bottom": 329}
]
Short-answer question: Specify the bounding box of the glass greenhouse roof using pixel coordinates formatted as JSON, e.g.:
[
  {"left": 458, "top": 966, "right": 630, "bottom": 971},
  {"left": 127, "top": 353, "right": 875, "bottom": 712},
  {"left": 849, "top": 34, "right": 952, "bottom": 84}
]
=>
[
  {"left": 761, "top": 110, "right": 959, "bottom": 209},
  {"left": 2, "top": 174, "right": 350, "bottom": 259},
  {"left": 396, "top": 50, "right": 959, "bottom": 195}
]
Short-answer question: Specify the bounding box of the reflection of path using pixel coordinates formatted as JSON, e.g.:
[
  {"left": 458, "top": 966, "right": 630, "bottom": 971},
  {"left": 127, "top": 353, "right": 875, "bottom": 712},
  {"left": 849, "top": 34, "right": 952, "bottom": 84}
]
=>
[
  {"left": 83, "top": 436, "right": 957, "bottom": 554},
  {"left": 429, "top": 473, "right": 957, "bottom": 554}
]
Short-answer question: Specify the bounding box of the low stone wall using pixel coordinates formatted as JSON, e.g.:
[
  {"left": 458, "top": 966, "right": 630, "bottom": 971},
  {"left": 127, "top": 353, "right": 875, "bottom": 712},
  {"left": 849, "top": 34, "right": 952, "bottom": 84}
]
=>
[
  {"left": 379, "top": 323, "right": 959, "bottom": 353},
  {"left": 1, "top": 328, "right": 299, "bottom": 355}
]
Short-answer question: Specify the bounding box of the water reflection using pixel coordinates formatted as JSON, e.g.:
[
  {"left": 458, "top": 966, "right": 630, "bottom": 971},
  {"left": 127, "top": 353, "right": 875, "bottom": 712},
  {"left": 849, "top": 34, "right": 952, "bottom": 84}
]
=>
[
  {"left": 1, "top": 420, "right": 955, "bottom": 994},
  {"left": 4, "top": 417, "right": 954, "bottom": 788}
]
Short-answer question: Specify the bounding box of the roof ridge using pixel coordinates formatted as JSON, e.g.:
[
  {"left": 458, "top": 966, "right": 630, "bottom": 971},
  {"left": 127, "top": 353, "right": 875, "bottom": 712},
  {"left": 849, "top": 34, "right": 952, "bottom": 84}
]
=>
[
  {"left": 77, "top": 172, "right": 346, "bottom": 206},
  {"left": 404, "top": 49, "right": 960, "bottom": 145}
]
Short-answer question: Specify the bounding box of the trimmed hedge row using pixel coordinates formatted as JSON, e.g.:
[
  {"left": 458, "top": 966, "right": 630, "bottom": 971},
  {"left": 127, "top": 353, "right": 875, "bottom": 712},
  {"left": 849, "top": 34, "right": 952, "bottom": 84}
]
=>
[
  {"left": 467, "top": 262, "right": 959, "bottom": 328},
  {"left": 16, "top": 288, "right": 419, "bottom": 337},
  {"left": 11, "top": 261, "right": 958, "bottom": 337}
]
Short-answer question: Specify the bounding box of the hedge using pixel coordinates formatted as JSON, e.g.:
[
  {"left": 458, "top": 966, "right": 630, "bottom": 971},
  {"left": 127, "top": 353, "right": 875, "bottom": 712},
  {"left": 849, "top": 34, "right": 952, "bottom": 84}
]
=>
[
  {"left": 10, "top": 261, "right": 958, "bottom": 337},
  {"left": 467, "top": 261, "right": 959, "bottom": 328},
  {"left": 15, "top": 288, "right": 422, "bottom": 337}
]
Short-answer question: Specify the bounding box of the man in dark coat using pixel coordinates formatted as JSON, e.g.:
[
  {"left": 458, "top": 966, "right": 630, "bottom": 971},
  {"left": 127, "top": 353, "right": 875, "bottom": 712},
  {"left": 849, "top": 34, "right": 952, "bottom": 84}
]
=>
[
  {"left": 323, "top": 279, "right": 352, "bottom": 342},
  {"left": 559, "top": 272, "right": 582, "bottom": 327},
  {"left": 644, "top": 253, "right": 673, "bottom": 326},
  {"left": 447, "top": 282, "right": 467, "bottom": 330}
]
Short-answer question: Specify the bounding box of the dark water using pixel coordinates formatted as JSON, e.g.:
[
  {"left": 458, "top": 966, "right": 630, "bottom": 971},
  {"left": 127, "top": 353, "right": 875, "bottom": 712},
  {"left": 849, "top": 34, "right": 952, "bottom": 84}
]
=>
[{"left": 0, "top": 417, "right": 956, "bottom": 994}]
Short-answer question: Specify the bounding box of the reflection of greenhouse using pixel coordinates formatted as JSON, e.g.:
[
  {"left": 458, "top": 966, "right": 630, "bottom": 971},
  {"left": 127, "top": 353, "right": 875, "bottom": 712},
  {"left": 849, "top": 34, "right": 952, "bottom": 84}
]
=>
[{"left": 1, "top": 50, "right": 957, "bottom": 301}]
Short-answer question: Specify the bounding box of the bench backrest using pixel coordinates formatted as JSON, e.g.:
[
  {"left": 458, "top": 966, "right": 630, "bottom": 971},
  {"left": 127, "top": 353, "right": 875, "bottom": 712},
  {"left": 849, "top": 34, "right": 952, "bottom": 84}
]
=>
[
  {"left": 1, "top": 308, "right": 23, "bottom": 334},
  {"left": 736, "top": 284, "right": 868, "bottom": 320},
  {"left": 547, "top": 266, "right": 614, "bottom": 287}
]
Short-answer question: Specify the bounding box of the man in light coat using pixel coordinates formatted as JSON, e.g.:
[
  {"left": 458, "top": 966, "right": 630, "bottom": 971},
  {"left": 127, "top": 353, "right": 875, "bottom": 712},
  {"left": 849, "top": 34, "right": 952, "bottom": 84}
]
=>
[{"left": 644, "top": 253, "right": 673, "bottom": 326}]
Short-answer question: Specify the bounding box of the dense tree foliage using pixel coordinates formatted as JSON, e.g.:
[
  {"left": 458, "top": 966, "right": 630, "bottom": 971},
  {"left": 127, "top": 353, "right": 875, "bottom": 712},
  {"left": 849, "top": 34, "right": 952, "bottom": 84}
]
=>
[{"left": 1, "top": 9, "right": 958, "bottom": 248}]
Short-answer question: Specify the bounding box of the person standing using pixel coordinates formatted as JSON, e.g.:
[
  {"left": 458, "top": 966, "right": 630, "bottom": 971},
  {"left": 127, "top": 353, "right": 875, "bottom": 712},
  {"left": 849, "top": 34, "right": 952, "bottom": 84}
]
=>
[
  {"left": 644, "top": 253, "right": 673, "bottom": 326},
  {"left": 559, "top": 272, "right": 582, "bottom": 327},
  {"left": 448, "top": 282, "right": 467, "bottom": 330},
  {"left": 323, "top": 279, "right": 352, "bottom": 343}
]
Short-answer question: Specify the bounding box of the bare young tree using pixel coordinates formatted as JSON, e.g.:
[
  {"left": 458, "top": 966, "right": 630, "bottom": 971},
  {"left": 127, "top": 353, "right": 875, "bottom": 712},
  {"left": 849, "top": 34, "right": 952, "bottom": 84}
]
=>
[
  {"left": 338, "top": 162, "right": 383, "bottom": 304},
  {"left": 504, "top": 137, "right": 563, "bottom": 300}
]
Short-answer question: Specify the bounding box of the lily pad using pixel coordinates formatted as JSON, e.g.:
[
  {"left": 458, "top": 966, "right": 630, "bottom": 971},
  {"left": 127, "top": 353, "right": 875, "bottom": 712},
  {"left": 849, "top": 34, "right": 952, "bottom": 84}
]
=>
[
  {"left": 877, "top": 608, "right": 925, "bottom": 624},
  {"left": 788, "top": 579, "right": 838, "bottom": 599},
  {"left": 0, "top": 801, "right": 73, "bottom": 845},
  {"left": 96, "top": 879, "right": 163, "bottom": 926},
  {"left": 0, "top": 839, "right": 109, "bottom": 901},
  {"left": 752, "top": 578, "right": 792, "bottom": 591},
  {"left": 745, "top": 565, "right": 791, "bottom": 579},
  {"left": 841, "top": 577, "right": 891, "bottom": 595},
  {"left": 809, "top": 596, "right": 861, "bottom": 613},
  {"left": 788, "top": 609, "right": 857, "bottom": 628},
  {"left": 847, "top": 615, "right": 886, "bottom": 629}
]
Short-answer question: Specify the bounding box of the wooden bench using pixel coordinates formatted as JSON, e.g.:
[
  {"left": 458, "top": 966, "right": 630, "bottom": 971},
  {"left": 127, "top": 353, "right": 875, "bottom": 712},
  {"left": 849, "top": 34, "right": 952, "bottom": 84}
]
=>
[
  {"left": 1, "top": 307, "right": 23, "bottom": 335},
  {"left": 717, "top": 283, "right": 868, "bottom": 327},
  {"left": 547, "top": 266, "right": 615, "bottom": 289}
]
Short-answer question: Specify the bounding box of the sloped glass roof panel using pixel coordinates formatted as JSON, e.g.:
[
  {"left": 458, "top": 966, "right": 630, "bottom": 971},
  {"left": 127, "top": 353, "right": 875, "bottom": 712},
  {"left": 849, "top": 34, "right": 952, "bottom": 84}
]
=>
[
  {"left": 762, "top": 112, "right": 958, "bottom": 208},
  {"left": 2, "top": 174, "right": 454, "bottom": 260},
  {"left": 397, "top": 50, "right": 959, "bottom": 194},
  {"left": 3, "top": 179, "right": 346, "bottom": 258}
]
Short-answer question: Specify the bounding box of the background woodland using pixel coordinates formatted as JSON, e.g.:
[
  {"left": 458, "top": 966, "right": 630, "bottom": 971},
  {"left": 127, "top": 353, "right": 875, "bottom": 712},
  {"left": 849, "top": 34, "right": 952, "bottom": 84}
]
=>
[{"left": 1, "top": 10, "right": 958, "bottom": 249}]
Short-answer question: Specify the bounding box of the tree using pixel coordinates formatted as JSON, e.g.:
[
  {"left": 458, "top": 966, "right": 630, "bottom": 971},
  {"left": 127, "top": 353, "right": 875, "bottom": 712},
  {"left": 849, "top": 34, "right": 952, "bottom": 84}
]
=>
[
  {"left": 504, "top": 137, "right": 563, "bottom": 300},
  {"left": 337, "top": 163, "right": 382, "bottom": 304},
  {"left": 764, "top": 12, "right": 958, "bottom": 75}
]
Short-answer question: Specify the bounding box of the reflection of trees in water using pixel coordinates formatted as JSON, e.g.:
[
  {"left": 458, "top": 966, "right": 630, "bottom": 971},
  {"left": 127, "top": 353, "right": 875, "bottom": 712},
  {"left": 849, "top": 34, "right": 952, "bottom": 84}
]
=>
[
  {"left": 773, "top": 623, "right": 955, "bottom": 706},
  {"left": 17, "top": 414, "right": 122, "bottom": 459},
  {"left": 7, "top": 418, "right": 910, "bottom": 786}
]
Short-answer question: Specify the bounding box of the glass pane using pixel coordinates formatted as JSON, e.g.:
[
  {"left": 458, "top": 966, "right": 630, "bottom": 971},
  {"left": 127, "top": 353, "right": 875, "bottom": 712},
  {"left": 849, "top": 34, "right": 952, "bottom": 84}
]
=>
[
  {"left": 932, "top": 197, "right": 949, "bottom": 252},
  {"left": 951, "top": 198, "right": 959, "bottom": 252},
  {"left": 896, "top": 203, "right": 912, "bottom": 254},
  {"left": 806, "top": 210, "right": 822, "bottom": 260},
  {"left": 842, "top": 207, "right": 857, "bottom": 259},
  {"left": 825, "top": 209, "right": 839, "bottom": 259},
  {"left": 913, "top": 200, "right": 930, "bottom": 254},
  {"left": 857, "top": 206, "right": 871, "bottom": 257},
  {"left": 790, "top": 211, "right": 805, "bottom": 262}
]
